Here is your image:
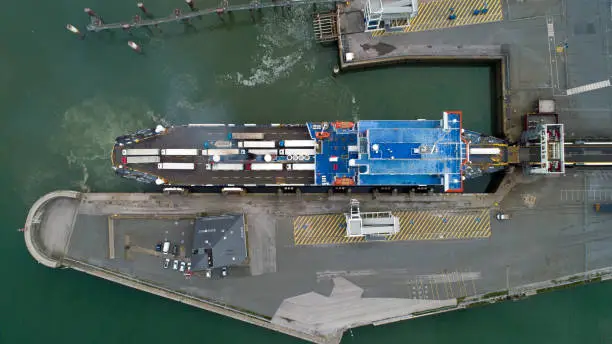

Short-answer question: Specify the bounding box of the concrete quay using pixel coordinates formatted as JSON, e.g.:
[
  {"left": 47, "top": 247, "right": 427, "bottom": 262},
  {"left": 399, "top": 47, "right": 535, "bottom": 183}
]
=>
[
  {"left": 23, "top": 169, "right": 612, "bottom": 343},
  {"left": 335, "top": 0, "right": 612, "bottom": 142}
]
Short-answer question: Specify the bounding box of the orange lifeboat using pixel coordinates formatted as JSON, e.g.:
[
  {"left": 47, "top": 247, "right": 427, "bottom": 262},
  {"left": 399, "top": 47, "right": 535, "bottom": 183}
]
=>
[
  {"left": 333, "top": 177, "right": 355, "bottom": 186},
  {"left": 332, "top": 121, "right": 354, "bottom": 129},
  {"left": 316, "top": 132, "right": 330, "bottom": 140}
]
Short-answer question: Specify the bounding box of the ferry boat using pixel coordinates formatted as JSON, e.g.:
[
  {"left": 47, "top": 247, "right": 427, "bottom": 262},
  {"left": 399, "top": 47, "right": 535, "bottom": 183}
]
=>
[{"left": 112, "top": 112, "right": 509, "bottom": 193}]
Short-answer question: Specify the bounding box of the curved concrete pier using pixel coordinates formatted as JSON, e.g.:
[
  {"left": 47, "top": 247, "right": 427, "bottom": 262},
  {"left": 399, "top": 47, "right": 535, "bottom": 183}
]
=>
[{"left": 24, "top": 190, "right": 81, "bottom": 268}]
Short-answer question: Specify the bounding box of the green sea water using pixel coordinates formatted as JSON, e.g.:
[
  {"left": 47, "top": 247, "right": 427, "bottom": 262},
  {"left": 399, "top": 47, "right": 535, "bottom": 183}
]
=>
[{"left": 2, "top": 0, "right": 611, "bottom": 342}]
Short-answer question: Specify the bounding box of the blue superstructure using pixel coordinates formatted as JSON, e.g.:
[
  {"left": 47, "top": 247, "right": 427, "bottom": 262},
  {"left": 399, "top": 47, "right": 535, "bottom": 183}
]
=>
[{"left": 308, "top": 112, "right": 466, "bottom": 192}]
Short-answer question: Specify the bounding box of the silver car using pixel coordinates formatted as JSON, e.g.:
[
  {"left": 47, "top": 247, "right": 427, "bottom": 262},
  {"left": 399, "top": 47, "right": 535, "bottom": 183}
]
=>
[
  {"left": 172, "top": 260, "right": 179, "bottom": 270},
  {"left": 163, "top": 258, "right": 170, "bottom": 269},
  {"left": 179, "top": 261, "right": 186, "bottom": 272}
]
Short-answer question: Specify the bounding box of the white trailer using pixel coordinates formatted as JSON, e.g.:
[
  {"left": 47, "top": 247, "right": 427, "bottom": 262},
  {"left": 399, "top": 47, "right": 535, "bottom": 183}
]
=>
[
  {"left": 213, "top": 140, "right": 232, "bottom": 148},
  {"left": 231, "top": 132, "right": 265, "bottom": 140},
  {"left": 282, "top": 140, "right": 316, "bottom": 147},
  {"left": 279, "top": 148, "right": 316, "bottom": 156},
  {"left": 207, "top": 163, "right": 244, "bottom": 171},
  {"left": 122, "top": 149, "right": 160, "bottom": 156},
  {"left": 287, "top": 163, "right": 315, "bottom": 171},
  {"left": 161, "top": 149, "right": 200, "bottom": 156},
  {"left": 126, "top": 156, "right": 161, "bottom": 164},
  {"left": 157, "top": 163, "right": 195, "bottom": 170},
  {"left": 250, "top": 163, "right": 283, "bottom": 171},
  {"left": 238, "top": 141, "right": 276, "bottom": 148},
  {"left": 248, "top": 149, "right": 278, "bottom": 155},
  {"left": 203, "top": 149, "right": 241, "bottom": 156}
]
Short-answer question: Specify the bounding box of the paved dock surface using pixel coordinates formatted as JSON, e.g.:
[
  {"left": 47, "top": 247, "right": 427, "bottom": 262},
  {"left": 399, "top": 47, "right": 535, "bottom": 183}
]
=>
[
  {"left": 339, "top": 0, "right": 612, "bottom": 141},
  {"left": 24, "top": 169, "right": 612, "bottom": 342}
]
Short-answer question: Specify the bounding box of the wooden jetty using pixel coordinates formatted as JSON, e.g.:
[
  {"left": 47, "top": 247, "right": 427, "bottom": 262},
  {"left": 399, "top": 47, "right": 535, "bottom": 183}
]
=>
[{"left": 86, "top": 0, "right": 343, "bottom": 32}]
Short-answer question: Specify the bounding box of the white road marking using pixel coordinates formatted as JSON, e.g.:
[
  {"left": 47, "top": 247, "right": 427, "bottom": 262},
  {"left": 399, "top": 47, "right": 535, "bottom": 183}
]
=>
[{"left": 566, "top": 80, "right": 612, "bottom": 95}]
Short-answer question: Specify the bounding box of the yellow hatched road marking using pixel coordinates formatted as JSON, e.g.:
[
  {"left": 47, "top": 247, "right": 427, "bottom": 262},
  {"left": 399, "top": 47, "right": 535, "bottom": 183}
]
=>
[
  {"left": 367, "top": 0, "right": 503, "bottom": 37},
  {"left": 293, "top": 208, "right": 491, "bottom": 246}
]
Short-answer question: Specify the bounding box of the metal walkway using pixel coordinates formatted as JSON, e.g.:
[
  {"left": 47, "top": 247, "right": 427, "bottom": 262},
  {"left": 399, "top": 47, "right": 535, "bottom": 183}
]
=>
[
  {"left": 87, "top": 0, "right": 342, "bottom": 32},
  {"left": 526, "top": 143, "right": 612, "bottom": 166}
]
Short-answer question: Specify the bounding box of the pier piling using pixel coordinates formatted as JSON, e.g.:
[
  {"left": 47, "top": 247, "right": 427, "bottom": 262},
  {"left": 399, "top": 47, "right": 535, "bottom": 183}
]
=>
[
  {"left": 186, "top": 0, "right": 197, "bottom": 11},
  {"left": 84, "top": 8, "right": 97, "bottom": 17},
  {"left": 137, "top": 2, "right": 148, "bottom": 14}
]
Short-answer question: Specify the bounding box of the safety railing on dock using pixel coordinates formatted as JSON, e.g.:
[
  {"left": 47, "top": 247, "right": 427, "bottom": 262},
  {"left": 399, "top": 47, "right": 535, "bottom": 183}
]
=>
[{"left": 86, "top": 0, "right": 343, "bottom": 32}]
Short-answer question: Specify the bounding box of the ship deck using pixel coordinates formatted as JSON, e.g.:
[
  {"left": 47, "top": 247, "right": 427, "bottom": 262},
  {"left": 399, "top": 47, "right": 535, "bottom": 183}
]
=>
[{"left": 114, "top": 125, "right": 315, "bottom": 186}]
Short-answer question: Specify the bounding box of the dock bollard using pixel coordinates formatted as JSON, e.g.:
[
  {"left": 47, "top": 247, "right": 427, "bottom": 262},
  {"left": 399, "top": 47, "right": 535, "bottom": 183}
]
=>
[
  {"left": 65, "top": 24, "right": 84, "bottom": 39},
  {"left": 128, "top": 41, "right": 142, "bottom": 53}
]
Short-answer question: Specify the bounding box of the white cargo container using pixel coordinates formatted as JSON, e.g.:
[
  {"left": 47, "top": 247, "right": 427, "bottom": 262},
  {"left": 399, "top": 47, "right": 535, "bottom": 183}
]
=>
[
  {"left": 161, "top": 149, "right": 199, "bottom": 156},
  {"left": 122, "top": 149, "right": 160, "bottom": 156},
  {"left": 238, "top": 141, "right": 276, "bottom": 148},
  {"left": 279, "top": 148, "right": 316, "bottom": 156},
  {"left": 250, "top": 163, "right": 283, "bottom": 171},
  {"left": 287, "top": 163, "right": 315, "bottom": 171},
  {"left": 157, "top": 163, "right": 195, "bottom": 170},
  {"left": 209, "top": 163, "right": 244, "bottom": 171},
  {"left": 282, "top": 140, "right": 316, "bottom": 147},
  {"left": 231, "top": 132, "right": 265, "bottom": 140},
  {"left": 247, "top": 149, "right": 278, "bottom": 155},
  {"left": 126, "top": 156, "right": 161, "bottom": 164},
  {"left": 203, "top": 149, "right": 241, "bottom": 156},
  {"left": 213, "top": 140, "right": 232, "bottom": 148}
]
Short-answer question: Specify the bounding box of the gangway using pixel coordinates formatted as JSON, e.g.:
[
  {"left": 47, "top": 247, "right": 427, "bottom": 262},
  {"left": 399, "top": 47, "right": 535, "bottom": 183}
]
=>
[
  {"left": 345, "top": 199, "right": 399, "bottom": 238},
  {"left": 86, "top": 0, "right": 343, "bottom": 32}
]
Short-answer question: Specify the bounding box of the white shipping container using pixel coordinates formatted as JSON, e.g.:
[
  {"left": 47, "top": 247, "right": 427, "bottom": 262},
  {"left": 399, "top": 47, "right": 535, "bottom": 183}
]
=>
[
  {"left": 280, "top": 148, "right": 316, "bottom": 156},
  {"left": 212, "top": 163, "right": 244, "bottom": 171},
  {"left": 248, "top": 149, "right": 278, "bottom": 155},
  {"left": 239, "top": 141, "right": 276, "bottom": 148},
  {"left": 126, "top": 156, "right": 161, "bottom": 164},
  {"left": 282, "top": 140, "right": 316, "bottom": 147},
  {"left": 289, "top": 163, "right": 315, "bottom": 171},
  {"left": 250, "top": 163, "right": 283, "bottom": 171},
  {"left": 203, "top": 149, "right": 241, "bottom": 156},
  {"left": 161, "top": 149, "right": 199, "bottom": 156},
  {"left": 157, "top": 163, "right": 195, "bottom": 170},
  {"left": 231, "top": 132, "right": 265, "bottom": 140},
  {"left": 213, "top": 140, "right": 232, "bottom": 148},
  {"left": 122, "top": 149, "right": 160, "bottom": 156}
]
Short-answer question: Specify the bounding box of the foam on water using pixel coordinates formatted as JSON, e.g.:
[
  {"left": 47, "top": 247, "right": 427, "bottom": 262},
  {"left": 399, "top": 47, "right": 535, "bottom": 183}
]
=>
[
  {"left": 164, "top": 73, "right": 230, "bottom": 123},
  {"left": 54, "top": 95, "right": 162, "bottom": 191},
  {"left": 224, "top": 8, "right": 314, "bottom": 87}
]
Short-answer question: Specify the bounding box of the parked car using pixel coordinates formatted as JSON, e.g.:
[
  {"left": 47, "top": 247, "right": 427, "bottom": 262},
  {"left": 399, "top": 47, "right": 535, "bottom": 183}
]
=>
[
  {"left": 221, "top": 267, "right": 228, "bottom": 278},
  {"left": 163, "top": 258, "right": 170, "bottom": 269},
  {"left": 172, "top": 260, "right": 179, "bottom": 270},
  {"left": 205, "top": 269, "right": 212, "bottom": 278},
  {"left": 172, "top": 244, "right": 179, "bottom": 256},
  {"left": 155, "top": 242, "right": 163, "bottom": 252},
  {"left": 162, "top": 241, "right": 171, "bottom": 254},
  {"left": 179, "top": 261, "right": 186, "bottom": 272},
  {"left": 496, "top": 213, "right": 511, "bottom": 221},
  {"left": 186, "top": 262, "right": 192, "bottom": 272}
]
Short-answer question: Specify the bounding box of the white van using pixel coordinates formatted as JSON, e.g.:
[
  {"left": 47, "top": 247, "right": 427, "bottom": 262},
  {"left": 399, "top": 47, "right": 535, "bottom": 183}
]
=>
[{"left": 162, "top": 241, "right": 171, "bottom": 254}]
